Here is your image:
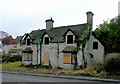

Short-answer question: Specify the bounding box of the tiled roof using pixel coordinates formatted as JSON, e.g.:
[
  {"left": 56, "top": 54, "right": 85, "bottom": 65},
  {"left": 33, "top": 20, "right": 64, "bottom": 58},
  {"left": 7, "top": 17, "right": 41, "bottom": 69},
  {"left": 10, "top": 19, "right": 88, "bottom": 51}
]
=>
[
  {"left": 2, "top": 37, "right": 10, "bottom": 44},
  {"left": 21, "top": 23, "right": 88, "bottom": 44},
  {"left": 62, "top": 46, "right": 76, "bottom": 52},
  {"left": 22, "top": 47, "right": 33, "bottom": 52},
  {"left": 48, "top": 23, "right": 88, "bottom": 43},
  {"left": 10, "top": 36, "right": 23, "bottom": 43},
  {"left": 9, "top": 50, "right": 18, "bottom": 53}
]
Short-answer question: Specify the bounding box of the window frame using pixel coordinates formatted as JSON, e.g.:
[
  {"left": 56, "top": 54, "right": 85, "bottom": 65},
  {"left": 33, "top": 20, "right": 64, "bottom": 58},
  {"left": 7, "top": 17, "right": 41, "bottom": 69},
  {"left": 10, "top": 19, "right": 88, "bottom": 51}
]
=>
[
  {"left": 24, "top": 53, "right": 32, "bottom": 61},
  {"left": 13, "top": 44, "right": 17, "bottom": 48},
  {"left": 67, "top": 35, "right": 73, "bottom": 44},
  {"left": 27, "top": 39, "right": 31, "bottom": 45},
  {"left": 44, "top": 37, "right": 49, "bottom": 45},
  {"left": 93, "top": 42, "right": 98, "bottom": 49},
  {"left": 63, "top": 53, "right": 72, "bottom": 64}
]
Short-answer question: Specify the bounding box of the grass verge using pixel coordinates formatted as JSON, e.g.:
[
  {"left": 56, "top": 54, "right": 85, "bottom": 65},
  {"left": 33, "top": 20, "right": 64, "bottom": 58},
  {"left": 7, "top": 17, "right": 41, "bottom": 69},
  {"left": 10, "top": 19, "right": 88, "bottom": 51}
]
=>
[{"left": 1, "top": 61, "right": 120, "bottom": 79}]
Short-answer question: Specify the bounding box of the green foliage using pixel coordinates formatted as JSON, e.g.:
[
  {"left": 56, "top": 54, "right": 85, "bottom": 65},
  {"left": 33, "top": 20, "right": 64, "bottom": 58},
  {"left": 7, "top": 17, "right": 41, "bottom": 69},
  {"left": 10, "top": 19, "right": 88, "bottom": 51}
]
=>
[
  {"left": 81, "top": 22, "right": 91, "bottom": 68},
  {"left": 103, "top": 58, "right": 120, "bottom": 75},
  {"left": 49, "top": 60, "right": 52, "bottom": 69},
  {"left": 94, "top": 16, "right": 120, "bottom": 54},
  {"left": 73, "top": 54, "right": 78, "bottom": 70},
  {"left": 74, "top": 22, "right": 91, "bottom": 69},
  {"left": 2, "top": 54, "right": 22, "bottom": 62}
]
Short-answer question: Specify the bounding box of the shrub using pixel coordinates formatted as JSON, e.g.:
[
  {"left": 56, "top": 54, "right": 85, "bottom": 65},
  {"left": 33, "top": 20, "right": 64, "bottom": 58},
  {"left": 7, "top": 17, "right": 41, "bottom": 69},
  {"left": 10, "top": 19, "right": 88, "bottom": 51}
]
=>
[
  {"left": 2, "top": 54, "right": 22, "bottom": 62},
  {"left": 2, "top": 54, "right": 10, "bottom": 62},
  {"left": 12, "top": 55, "right": 22, "bottom": 62},
  {"left": 103, "top": 58, "right": 120, "bottom": 74}
]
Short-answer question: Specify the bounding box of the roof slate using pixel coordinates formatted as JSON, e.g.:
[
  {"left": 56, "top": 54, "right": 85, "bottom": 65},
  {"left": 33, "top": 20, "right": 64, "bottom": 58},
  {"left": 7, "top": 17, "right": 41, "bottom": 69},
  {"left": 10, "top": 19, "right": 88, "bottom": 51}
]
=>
[
  {"left": 10, "top": 36, "right": 23, "bottom": 43},
  {"left": 22, "top": 47, "right": 33, "bottom": 52},
  {"left": 62, "top": 46, "right": 76, "bottom": 52},
  {"left": 21, "top": 23, "right": 88, "bottom": 44},
  {"left": 47, "top": 23, "right": 88, "bottom": 43},
  {"left": 2, "top": 37, "right": 10, "bottom": 44}
]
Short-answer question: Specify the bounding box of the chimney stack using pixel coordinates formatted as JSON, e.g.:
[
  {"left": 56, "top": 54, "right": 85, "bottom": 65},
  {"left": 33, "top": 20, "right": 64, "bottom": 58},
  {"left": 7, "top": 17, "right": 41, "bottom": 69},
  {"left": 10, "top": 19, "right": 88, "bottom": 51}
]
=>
[
  {"left": 9, "top": 35, "right": 12, "bottom": 42},
  {"left": 86, "top": 11, "right": 94, "bottom": 31},
  {"left": 45, "top": 18, "right": 54, "bottom": 30}
]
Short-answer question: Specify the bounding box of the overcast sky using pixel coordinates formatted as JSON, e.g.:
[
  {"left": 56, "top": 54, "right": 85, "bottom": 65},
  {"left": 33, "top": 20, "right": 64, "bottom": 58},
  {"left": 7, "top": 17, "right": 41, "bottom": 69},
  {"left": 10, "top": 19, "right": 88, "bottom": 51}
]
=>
[{"left": 0, "top": 0, "right": 120, "bottom": 38}]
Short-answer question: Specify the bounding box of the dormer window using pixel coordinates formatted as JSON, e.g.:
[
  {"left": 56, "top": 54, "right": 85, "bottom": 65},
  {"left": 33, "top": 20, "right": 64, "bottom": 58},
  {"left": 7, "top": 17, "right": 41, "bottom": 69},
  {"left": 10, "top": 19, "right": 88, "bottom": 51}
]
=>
[
  {"left": 44, "top": 37, "right": 49, "bottom": 45},
  {"left": 27, "top": 39, "right": 30, "bottom": 45},
  {"left": 67, "top": 35, "right": 73, "bottom": 44}
]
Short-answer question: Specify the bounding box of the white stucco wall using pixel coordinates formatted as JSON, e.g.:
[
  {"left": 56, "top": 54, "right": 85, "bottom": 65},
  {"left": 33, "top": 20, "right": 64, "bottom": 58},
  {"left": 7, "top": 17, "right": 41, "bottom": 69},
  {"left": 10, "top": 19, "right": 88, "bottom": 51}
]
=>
[
  {"left": 2, "top": 44, "right": 10, "bottom": 54},
  {"left": 22, "top": 36, "right": 38, "bottom": 66},
  {"left": 84, "top": 35, "right": 104, "bottom": 65},
  {"left": 41, "top": 34, "right": 51, "bottom": 65},
  {"left": 77, "top": 50, "right": 83, "bottom": 66},
  {"left": 58, "top": 31, "right": 77, "bottom": 69},
  {"left": 0, "top": 40, "right": 3, "bottom": 53},
  {"left": 41, "top": 31, "right": 78, "bottom": 69}
]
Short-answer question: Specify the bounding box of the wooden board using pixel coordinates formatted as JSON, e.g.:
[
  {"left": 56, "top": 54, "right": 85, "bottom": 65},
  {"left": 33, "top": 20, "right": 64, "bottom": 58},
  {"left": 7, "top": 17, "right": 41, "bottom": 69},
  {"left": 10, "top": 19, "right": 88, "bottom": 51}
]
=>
[
  {"left": 63, "top": 53, "right": 71, "bottom": 64},
  {"left": 43, "top": 52, "right": 49, "bottom": 66}
]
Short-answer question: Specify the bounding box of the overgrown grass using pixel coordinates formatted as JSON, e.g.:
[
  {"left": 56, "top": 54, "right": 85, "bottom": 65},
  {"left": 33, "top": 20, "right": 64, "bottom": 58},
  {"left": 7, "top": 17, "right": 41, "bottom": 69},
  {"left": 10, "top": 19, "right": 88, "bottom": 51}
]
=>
[{"left": 1, "top": 62, "right": 120, "bottom": 79}]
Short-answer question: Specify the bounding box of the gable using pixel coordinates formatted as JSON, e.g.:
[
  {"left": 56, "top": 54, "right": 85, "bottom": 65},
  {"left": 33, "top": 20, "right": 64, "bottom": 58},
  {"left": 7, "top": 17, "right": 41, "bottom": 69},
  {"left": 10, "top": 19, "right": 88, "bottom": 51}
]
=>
[
  {"left": 63, "top": 29, "right": 76, "bottom": 37},
  {"left": 41, "top": 32, "right": 51, "bottom": 38},
  {"left": 89, "top": 34, "right": 104, "bottom": 49}
]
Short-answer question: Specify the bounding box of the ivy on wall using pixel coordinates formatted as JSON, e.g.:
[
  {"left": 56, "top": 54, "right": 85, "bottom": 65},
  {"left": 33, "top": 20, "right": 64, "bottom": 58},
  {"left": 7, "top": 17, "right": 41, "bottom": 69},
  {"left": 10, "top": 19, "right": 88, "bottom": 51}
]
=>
[{"left": 74, "top": 22, "right": 92, "bottom": 69}]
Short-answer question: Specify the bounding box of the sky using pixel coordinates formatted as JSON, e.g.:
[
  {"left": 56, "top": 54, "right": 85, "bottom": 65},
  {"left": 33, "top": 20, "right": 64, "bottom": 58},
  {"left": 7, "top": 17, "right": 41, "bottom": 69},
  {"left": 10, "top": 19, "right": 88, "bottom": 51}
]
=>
[{"left": 0, "top": 0, "right": 120, "bottom": 38}]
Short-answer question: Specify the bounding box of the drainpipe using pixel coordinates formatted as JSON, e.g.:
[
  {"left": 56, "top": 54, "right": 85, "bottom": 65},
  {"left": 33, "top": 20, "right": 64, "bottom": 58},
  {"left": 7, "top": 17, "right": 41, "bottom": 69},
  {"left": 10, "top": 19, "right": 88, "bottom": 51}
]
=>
[
  {"left": 36, "top": 44, "right": 38, "bottom": 65},
  {"left": 57, "top": 43, "right": 59, "bottom": 68},
  {"left": 40, "top": 43, "right": 42, "bottom": 65}
]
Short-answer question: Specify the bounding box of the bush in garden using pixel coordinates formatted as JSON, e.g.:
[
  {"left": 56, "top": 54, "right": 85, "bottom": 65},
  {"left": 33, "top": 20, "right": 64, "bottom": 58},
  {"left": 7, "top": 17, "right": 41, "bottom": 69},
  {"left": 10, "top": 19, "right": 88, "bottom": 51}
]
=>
[
  {"left": 2, "top": 54, "right": 10, "bottom": 62},
  {"left": 2, "top": 54, "right": 22, "bottom": 62},
  {"left": 103, "top": 57, "right": 120, "bottom": 75}
]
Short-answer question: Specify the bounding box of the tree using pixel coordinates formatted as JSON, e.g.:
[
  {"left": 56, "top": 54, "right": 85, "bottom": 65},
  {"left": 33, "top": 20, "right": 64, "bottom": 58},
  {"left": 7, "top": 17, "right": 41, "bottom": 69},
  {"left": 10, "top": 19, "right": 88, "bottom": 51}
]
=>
[{"left": 94, "top": 16, "right": 120, "bottom": 54}]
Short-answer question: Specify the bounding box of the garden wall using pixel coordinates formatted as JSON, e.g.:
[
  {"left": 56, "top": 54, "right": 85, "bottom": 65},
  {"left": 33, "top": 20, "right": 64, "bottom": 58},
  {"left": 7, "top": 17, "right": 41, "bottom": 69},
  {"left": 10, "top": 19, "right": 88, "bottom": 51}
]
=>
[{"left": 104, "top": 53, "right": 120, "bottom": 62}]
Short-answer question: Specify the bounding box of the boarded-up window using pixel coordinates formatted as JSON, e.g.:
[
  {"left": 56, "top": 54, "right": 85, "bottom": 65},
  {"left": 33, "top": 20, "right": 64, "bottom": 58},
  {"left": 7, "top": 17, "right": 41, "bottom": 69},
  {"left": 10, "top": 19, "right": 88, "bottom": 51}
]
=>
[
  {"left": 24, "top": 53, "right": 28, "bottom": 61},
  {"left": 29, "top": 53, "right": 32, "bottom": 61},
  {"left": 43, "top": 52, "right": 49, "bottom": 66},
  {"left": 63, "top": 53, "right": 72, "bottom": 64}
]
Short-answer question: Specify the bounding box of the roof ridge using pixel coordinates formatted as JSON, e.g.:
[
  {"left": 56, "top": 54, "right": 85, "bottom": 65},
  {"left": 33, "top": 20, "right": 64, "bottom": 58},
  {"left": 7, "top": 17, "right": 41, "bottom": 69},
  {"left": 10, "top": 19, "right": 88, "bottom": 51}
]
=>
[
  {"left": 52, "top": 23, "right": 87, "bottom": 29},
  {"left": 31, "top": 29, "right": 45, "bottom": 32},
  {"left": 30, "top": 23, "right": 87, "bottom": 32}
]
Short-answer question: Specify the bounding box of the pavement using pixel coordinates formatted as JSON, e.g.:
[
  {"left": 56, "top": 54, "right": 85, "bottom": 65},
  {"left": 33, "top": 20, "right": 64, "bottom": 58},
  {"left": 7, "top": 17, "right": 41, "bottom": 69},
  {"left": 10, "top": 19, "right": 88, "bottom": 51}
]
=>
[{"left": 2, "top": 71, "right": 120, "bottom": 83}]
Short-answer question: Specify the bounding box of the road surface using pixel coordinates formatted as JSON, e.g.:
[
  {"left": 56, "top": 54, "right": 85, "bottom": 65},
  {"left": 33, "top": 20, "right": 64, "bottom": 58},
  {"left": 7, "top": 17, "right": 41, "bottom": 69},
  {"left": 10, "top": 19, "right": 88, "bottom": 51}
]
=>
[{"left": 2, "top": 73, "right": 118, "bottom": 84}]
